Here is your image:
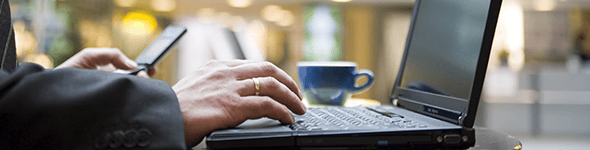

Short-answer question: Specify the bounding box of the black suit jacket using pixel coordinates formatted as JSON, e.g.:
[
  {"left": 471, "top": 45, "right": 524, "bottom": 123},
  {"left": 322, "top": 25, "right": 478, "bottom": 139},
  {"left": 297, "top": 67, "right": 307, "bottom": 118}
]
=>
[{"left": 0, "top": 63, "right": 186, "bottom": 149}]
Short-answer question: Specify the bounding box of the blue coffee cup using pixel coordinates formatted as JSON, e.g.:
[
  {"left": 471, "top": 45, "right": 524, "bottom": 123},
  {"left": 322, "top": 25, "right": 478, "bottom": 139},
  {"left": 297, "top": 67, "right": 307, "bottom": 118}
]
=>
[{"left": 297, "top": 62, "right": 374, "bottom": 106}]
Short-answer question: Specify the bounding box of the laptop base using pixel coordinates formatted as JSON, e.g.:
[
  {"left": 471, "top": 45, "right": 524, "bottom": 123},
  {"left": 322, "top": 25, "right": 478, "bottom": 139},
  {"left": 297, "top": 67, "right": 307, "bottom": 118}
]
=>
[{"left": 207, "top": 126, "right": 474, "bottom": 150}]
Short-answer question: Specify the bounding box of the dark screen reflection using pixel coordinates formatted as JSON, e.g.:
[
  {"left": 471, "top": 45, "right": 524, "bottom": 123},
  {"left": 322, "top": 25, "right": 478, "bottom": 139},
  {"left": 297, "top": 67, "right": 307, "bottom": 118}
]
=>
[{"left": 400, "top": 0, "right": 491, "bottom": 100}]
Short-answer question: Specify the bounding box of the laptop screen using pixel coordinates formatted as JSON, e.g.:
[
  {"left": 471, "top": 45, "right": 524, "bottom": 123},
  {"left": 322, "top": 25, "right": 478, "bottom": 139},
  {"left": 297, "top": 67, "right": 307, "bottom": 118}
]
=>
[
  {"left": 393, "top": 0, "right": 500, "bottom": 127},
  {"left": 399, "top": 0, "right": 491, "bottom": 100}
]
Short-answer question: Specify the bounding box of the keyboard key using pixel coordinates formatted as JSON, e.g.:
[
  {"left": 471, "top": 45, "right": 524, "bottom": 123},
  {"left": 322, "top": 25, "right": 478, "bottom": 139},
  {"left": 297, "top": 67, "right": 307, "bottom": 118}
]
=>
[
  {"left": 390, "top": 117, "right": 403, "bottom": 123},
  {"left": 308, "top": 127, "right": 323, "bottom": 130},
  {"left": 290, "top": 107, "right": 424, "bottom": 130}
]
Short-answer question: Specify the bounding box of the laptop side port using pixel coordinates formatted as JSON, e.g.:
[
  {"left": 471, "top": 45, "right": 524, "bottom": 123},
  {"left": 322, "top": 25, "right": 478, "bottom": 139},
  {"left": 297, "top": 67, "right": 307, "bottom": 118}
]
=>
[{"left": 443, "top": 134, "right": 461, "bottom": 144}]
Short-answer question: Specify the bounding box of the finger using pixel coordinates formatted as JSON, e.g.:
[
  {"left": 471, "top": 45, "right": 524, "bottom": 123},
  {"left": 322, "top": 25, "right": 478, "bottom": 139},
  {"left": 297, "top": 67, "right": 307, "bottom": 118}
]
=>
[
  {"left": 239, "top": 96, "right": 294, "bottom": 124},
  {"left": 96, "top": 64, "right": 117, "bottom": 72},
  {"left": 230, "top": 62, "right": 303, "bottom": 100},
  {"left": 236, "top": 77, "right": 305, "bottom": 115},
  {"left": 136, "top": 70, "right": 150, "bottom": 78},
  {"left": 86, "top": 48, "right": 137, "bottom": 70}
]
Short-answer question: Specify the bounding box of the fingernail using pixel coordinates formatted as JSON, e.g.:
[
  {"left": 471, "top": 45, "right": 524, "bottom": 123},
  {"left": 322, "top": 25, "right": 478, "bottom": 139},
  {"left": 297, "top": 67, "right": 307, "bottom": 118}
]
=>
[
  {"left": 298, "top": 89, "right": 304, "bottom": 100},
  {"left": 290, "top": 113, "right": 296, "bottom": 123},
  {"left": 301, "top": 105, "right": 307, "bottom": 114},
  {"left": 303, "top": 102, "right": 307, "bottom": 109}
]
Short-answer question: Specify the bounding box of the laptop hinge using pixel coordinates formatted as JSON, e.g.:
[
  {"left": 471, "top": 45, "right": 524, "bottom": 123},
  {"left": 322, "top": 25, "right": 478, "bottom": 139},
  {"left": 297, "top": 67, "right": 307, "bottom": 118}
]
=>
[
  {"left": 391, "top": 98, "right": 399, "bottom": 106},
  {"left": 457, "top": 108, "right": 468, "bottom": 126}
]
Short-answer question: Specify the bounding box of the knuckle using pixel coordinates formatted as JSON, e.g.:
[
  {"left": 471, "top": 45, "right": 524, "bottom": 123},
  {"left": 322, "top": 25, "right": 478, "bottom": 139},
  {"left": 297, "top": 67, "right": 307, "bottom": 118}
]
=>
[
  {"left": 113, "top": 49, "right": 125, "bottom": 56},
  {"left": 288, "top": 79, "right": 298, "bottom": 88},
  {"left": 204, "top": 60, "right": 218, "bottom": 66},
  {"left": 260, "top": 62, "right": 278, "bottom": 74},
  {"left": 79, "top": 48, "right": 94, "bottom": 55},
  {"left": 205, "top": 60, "right": 229, "bottom": 69},
  {"left": 263, "top": 77, "right": 280, "bottom": 89},
  {"left": 225, "top": 95, "right": 242, "bottom": 108},
  {"left": 219, "top": 68, "right": 234, "bottom": 77},
  {"left": 209, "top": 68, "right": 233, "bottom": 80},
  {"left": 97, "top": 48, "right": 122, "bottom": 58},
  {"left": 258, "top": 97, "right": 276, "bottom": 109},
  {"left": 103, "top": 48, "right": 119, "bottom": 54},
  {"left": 208, "top": 60, "right": 222, "bottom": 65}
]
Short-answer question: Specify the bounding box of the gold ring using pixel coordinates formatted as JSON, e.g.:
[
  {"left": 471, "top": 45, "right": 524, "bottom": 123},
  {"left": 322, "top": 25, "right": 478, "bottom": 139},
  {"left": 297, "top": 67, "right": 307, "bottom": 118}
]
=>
[{"left": 252, "top": 78, "right": 260, "bottom": 96}]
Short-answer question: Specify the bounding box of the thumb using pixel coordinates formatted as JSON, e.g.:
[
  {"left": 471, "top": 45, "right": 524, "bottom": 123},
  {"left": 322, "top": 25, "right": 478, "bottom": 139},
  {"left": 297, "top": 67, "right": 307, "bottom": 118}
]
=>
[
  {"left": 103, "top": 48, "right": 138, "bottom": 70},
  {"left": 136, "top": 70, "right": 151, "bottom": 78}
]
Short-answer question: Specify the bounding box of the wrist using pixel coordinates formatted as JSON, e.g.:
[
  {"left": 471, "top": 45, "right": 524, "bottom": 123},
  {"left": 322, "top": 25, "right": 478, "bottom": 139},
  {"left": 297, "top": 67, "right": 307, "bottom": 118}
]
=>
[{"left": 178, "top": 93, "right": 222, "bottom": 147}]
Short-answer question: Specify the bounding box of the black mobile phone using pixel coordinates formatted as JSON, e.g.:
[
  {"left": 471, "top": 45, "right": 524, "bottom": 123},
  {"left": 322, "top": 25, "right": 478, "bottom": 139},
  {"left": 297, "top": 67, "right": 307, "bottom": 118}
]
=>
[{"left": 116, "top": 25, "right": 187, "bottom": 75}]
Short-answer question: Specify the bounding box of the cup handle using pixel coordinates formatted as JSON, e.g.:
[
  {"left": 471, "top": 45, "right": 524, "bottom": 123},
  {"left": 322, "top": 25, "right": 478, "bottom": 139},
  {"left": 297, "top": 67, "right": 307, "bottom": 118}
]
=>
[{"left": 353, "top": 69, "right": 374, "bottom": 92}]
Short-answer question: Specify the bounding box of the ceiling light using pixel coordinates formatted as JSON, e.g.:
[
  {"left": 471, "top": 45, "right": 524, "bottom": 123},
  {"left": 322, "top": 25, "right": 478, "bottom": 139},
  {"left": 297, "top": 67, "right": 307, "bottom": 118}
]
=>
[
  {"left": 534, "top": 0, "right": 556, "bottom": 11},
  {"left": 262, "top": 5, "right": 283, "bottom": 22},
  {"left": 277, "top": 10, "right": 294, "bottom": 27},
  {"left": 227, "top": 0, "right": 252, "bottom": 8},
  {"left": 151, "top": 0, "right": 177, "bottom": 12},
  {"left": 114, "top": 0, "right": 136, "bottom": 7},
  {"left": 121, "top": 12, "right": 158, "bottom": 36}
]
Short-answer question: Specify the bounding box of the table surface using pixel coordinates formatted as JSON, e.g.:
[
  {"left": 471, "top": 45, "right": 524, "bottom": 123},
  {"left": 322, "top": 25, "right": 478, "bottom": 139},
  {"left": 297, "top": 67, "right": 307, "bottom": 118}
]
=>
[{"left": 471, "top": 127, "right": 522, "bottom": 150}]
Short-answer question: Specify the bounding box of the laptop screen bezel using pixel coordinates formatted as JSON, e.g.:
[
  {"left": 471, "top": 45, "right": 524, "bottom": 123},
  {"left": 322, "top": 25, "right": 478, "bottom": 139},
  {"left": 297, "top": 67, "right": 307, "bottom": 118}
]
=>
[{"left": 390, "top": 0, "right": 502, "bottom": 128}]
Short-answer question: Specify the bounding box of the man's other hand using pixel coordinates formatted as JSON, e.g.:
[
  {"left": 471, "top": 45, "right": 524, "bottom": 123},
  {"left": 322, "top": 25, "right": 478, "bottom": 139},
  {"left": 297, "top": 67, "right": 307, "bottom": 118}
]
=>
[{"left": 56, "top": 48, "right": 156, "bottom": 78}]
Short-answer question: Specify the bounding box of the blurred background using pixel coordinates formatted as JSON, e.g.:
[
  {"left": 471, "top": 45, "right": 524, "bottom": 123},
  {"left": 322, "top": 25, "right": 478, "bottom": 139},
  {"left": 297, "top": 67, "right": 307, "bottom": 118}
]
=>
[{"left": 9, "top": 0, "right": 590, "bottom": 149}]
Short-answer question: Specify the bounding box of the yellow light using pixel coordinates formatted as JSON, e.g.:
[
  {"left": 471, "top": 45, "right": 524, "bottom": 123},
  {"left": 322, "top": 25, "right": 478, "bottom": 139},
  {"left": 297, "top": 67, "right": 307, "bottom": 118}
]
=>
[
  {"left": 24, "top": 53, "right": 53, "bottom": 69},
  {"left": 114, "top": 0, "right": 136, "bottom": 7},
  {"left": 227, "top": 0, "right": 252, "bottom": 8},
  {"left": 121, "top": 11, "right": 158, "bottom": 36},
  {"left": 197, "top": 8, "right": 216, "bottom": 23},
  {"left": 14, "top": 30, "right": 36, "bottom": 58},
  {"left": 493, "top": 1, "right": 525, "bottom": 71},
  {"left": 262, "top": 5, "right": 283, "bottom": 22},
  {"left": 13, "top": 21, "right": 37, "bottom": 58},
  {"left": 535, "top": 0, "right": 556, "bottom": 11},
  {"left": 332, "top": 0, "right": 353, "bottom": 2},
  {"left": 151, "top": 0, "right": 176, "bottom": 12},
  {"left": 13, "top": 20, "right": 25, "bottom": 32},
  {"left": 505, "top": 4, "right": 525, "bottom": 71},
  {"left": 276, "top": 10, "right": 294, "bottom": 27}
]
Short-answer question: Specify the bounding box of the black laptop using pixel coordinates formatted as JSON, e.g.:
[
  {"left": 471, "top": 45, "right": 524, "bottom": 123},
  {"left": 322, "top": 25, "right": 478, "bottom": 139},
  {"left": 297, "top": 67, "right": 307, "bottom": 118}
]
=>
[{"left": 206, "top": 0, "right": 502, "bottom": 149}]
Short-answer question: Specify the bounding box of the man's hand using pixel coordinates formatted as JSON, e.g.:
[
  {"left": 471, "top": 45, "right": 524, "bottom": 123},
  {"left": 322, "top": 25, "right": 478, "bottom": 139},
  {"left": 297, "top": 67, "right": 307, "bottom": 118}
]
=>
[
  {"left": 173, "top": 60, "right": 306, "bottom": 147},
  {"left": 56, "top": 48, "right": 156, "bottom": 78}
]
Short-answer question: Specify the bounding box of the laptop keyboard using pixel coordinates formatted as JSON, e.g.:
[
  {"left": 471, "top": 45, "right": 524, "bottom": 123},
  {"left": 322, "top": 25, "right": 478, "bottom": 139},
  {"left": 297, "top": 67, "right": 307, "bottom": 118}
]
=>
[{"left": 289, "top": 107, "right": 428, "bottom": 131}]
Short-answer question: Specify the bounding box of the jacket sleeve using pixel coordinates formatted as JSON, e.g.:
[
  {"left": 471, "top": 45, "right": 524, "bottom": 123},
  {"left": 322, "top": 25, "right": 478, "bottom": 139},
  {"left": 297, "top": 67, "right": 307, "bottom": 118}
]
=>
[{"left": 0, "top": 63, "right": 186, "bottom": 150}]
